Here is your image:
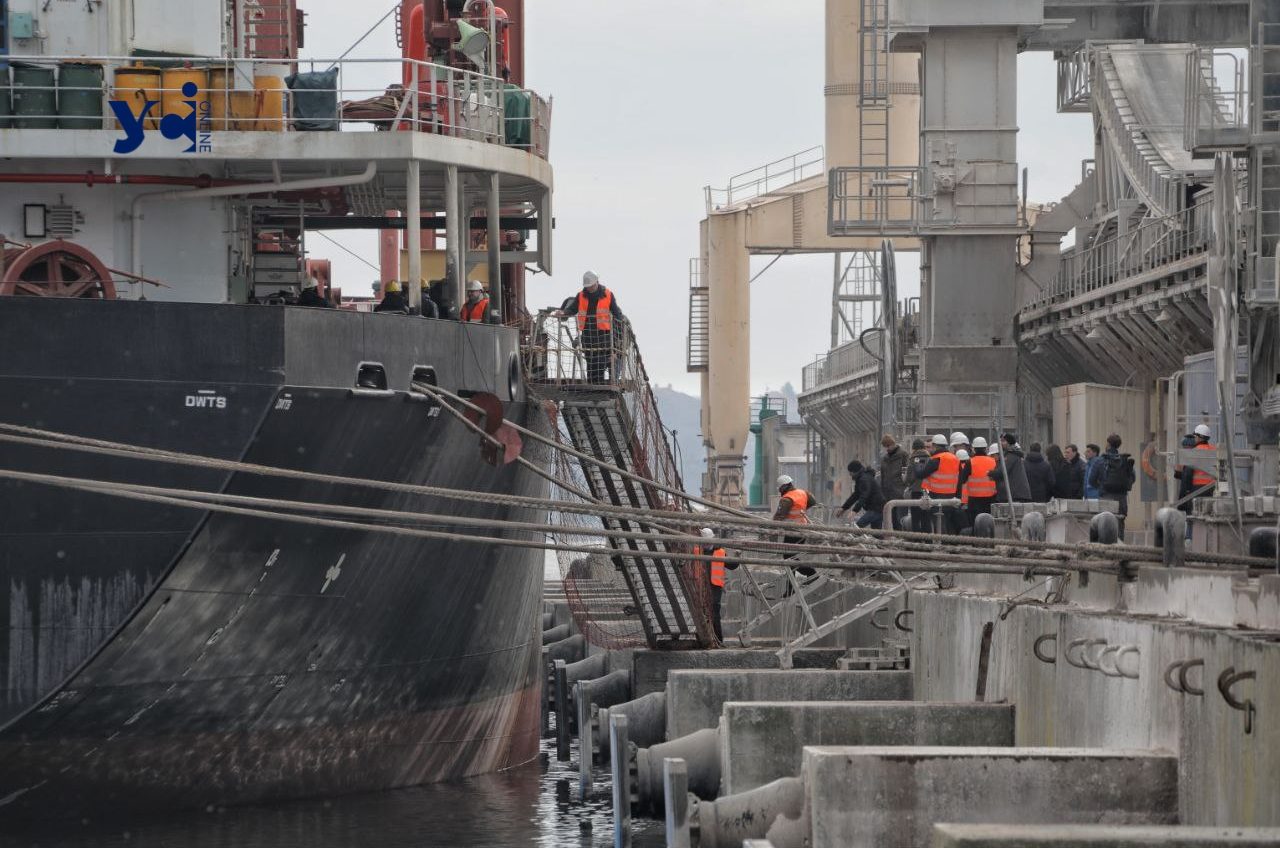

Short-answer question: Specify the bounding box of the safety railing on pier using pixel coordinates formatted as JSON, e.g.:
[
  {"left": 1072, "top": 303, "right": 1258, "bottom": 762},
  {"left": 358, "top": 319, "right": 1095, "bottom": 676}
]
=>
[
  {"left": 0, "top": 55, "right": 551, "bottom": 158},
  {"left": 704, "top": 146, "right": 825, "bottom": 213},
  {"left": 828, "top": 165, "right": 925, "bottom": 236},
  {"left": 1023, "top": 198, "right": 1214, "bottom": 311}
]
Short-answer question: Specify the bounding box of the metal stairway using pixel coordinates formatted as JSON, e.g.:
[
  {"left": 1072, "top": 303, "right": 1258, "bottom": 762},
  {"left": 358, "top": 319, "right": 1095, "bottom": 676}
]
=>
[{"left": 558, "top": 391, "right": 713, "bottom": 649}]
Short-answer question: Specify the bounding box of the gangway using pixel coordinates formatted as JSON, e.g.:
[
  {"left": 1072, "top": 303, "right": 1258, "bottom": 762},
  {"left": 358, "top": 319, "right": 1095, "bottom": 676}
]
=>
[{"left": 528, "top": 312, "right": 716, "bottom": 650}]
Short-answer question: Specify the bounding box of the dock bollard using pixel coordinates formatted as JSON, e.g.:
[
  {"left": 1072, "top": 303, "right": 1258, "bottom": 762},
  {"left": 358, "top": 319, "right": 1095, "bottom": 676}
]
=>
[
  {"left": 554, "top": 659, "right": 570, "bottom": 761},
  {"left": 1155, "top": 507, "right": 1186, "bottom": 568},
  {"left": 663, "top": 758, "right": 690, "bottom": 848},
  {"left": 576, "top": 680, "right": 592, "bottom": 800},
  {"left": 611, "top": 713, "right": 631, "bottom": 848}
]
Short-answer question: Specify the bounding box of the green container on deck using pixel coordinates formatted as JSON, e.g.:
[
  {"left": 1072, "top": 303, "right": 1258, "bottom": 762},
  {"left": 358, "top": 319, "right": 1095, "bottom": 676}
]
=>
[
  {"left": 11, "top": 63, "right": 57, "bottom": 128},
  {"left": 0, "top": 68, "right": 11, "bottom": 129},
  {"left": 57, "top": 62, "right": 104, "bottom": 129}
]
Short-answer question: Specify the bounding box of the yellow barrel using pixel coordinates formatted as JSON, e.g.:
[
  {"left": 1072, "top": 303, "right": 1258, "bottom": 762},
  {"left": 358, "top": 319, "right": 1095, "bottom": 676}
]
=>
[
  {"left": 229, "top": 90, "right": 258, "bottom": 131},
  {"left": 112, "top": 64, "right": 161, "bottom": 130},
  {"left": 207, "top": 67, "right": 231, "bottom": 131},
  {"left": 160, "top": 66, "right": 209, "bottom": 129},
  {"left": 254, "top": 73, "right": 287, "bottom": 131}
]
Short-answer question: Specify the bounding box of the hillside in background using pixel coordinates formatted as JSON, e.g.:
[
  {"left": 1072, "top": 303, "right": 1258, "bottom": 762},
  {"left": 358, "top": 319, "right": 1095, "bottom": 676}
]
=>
[
  {"left": 652, "top": 385, "right": 705, "bottom": 495},
  {"left": 652, "top": 383, "right": 801, "bottom": 498}
]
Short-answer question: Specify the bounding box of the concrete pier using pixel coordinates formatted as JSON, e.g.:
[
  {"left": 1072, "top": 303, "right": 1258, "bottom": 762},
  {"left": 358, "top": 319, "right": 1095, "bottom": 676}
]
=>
[
  {"left": 720, "top": 701, "right": 1015, "bottom": 794},
  {"left": 802, "top": 746, "right": 1178, "bottom": 848},
  {"left": 931, "top": 824, "right": 1280, "bottom": 847},
  {"left": 667, "top": 669, "right": 912, "bottom": 737},
  {"left": 631, "top": 648, "right": 846, "bottom": 697}
]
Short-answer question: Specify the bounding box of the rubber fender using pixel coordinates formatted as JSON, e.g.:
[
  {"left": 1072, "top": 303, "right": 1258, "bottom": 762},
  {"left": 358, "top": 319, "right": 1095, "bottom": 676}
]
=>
[
  {"left": 541, "top": 623, "right": 571, "bottom": 645},
  {"left": 596, "top": 691, "right": 666, "bottom": 756},
  {"left": 635, "top": 727, "right": 720, "bottom": 813},
  {"left": 543, "top": 634, "right": 587, "bottom": 665},
  {"left": 564, "top": 652, "right": 609, "bottom": 685},
  {"left": 1021, "top": 511, "right": 1046, "bottom": 542},
  {"left": 1089, "top": 511, "right": 1119, "bottom": 545},
  {"left": 692, "top": 775, "right": 805, "bottom": 848},
  {"left": 577, "top": 668, "right": 632, "bottom": 713}
]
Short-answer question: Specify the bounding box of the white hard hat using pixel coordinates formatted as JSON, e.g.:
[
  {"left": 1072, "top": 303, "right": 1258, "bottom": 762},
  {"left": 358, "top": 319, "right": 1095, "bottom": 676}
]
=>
[
  {"left": 956, "top": 450, "right": 970, "bottom": 461},
  {"left": 776, "top": 474, "right": 793, "bottom": 487},
  {"left": 583, "top": 270, "right": 600, "bottom": 287},
  {"left": 1194, "top": 424, "right": 1212, "bottom": 438},
  {"left": 932, "top": 434, "right": 948, "bottom": 447},
  {"left": 950, "top": 432, "right": 968, "bottom": 447},
  {"left": 972, "top": 437, "right": 988, "bottom": 449},
  {"left": 466, "top": 280, "right": 484, "bottom": 293},
  {"left": 700, "top": 528, "right": 715, "bottom": 539}
]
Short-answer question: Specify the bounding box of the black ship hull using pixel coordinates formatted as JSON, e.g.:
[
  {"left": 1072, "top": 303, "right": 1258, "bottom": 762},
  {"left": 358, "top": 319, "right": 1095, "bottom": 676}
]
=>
[{"left": 0, "top": 299, "right": 545, "bottom": 818}]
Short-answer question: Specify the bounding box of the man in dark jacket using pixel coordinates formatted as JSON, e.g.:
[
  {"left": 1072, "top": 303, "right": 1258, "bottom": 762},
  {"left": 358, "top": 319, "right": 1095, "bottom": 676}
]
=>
[
  {"left": 298, "top": 280, "right": 333, "bottom": 308},
  {"left": 1054, "top": 444, "right": 1086, "bottom": 499},
  {"left": 373, "top": 280, "right": 409, "bottom": 313},
  {"left": 837, "top": 461, "right": 886, "bottom": 529},
  {"left": 1088, "top": 433, "right": 1135, "bottom": 537},
  {"left": 878, "top": 434, "right": 908, "bottom": 530},
  {"left": 906, "top": 438, "right": 931, "bottom": 533},
  {"left": 989, "top": 433, "right": 1032, "bottom": 503},
  {"left": 1023, "top": 442, "right": 1056, "bottom": 503}
]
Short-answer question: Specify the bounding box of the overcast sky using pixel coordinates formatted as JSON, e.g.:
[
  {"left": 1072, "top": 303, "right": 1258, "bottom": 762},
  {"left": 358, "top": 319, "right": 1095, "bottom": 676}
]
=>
[{"left": 304, "top": 1, "right": 1093, "bottom": 397}]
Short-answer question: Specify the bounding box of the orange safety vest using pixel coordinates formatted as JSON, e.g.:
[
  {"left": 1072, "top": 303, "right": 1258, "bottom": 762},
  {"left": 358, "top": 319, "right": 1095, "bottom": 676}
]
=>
[
  {"left": 922, "top": 451, "right": 959, "bottom": 496},
  {"left": 964, "top": 455, "right": 998, "bottom": 501},
  {"left": 461, "top": 296, "right": 489, "bottom": 322},
  {"left": 577, "top": 288, "right": 613, "bottom": 332},
  {"left": 1191, "top": 442, "right": 1217, "bottom": 488},
  {"left": 708, "top": 547, "right": 726, "bottom": 588},
  {"left": 780, "top": 488, "right": 812, "bottom": 523}
]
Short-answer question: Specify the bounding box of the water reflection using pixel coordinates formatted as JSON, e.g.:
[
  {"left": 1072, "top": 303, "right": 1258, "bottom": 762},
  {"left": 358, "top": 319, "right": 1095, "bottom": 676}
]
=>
[{"left": 21, "top": 739, "right": 663, "bottom": 848}]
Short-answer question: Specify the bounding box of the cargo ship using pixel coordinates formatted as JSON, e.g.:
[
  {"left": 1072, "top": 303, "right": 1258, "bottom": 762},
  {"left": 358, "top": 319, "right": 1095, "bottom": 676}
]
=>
[{"left": 0, "top": 0, "right": 555, "bottom": 818}]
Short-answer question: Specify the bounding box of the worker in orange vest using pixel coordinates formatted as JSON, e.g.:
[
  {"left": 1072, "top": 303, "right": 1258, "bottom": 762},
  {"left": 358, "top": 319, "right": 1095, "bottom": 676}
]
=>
[
  {"left": 773, "top": 475, "right": 815, "bottom": 558},
  {"left": 460, "top": 280, "right": 490, "bottom": 322},
  {"left": 553, "top": 271, "right": 625, "bottom": 384},
  {"left": 699, "top": 528, "right": 727, "bottom": 642},
  {"left": 1189, "top": 424, "right": 1217, "bottom": 492},
  {"left": 919, "top": 434, "right": 961, "bottom": 534},
  {"left": 960, "top": 436, "right": 999, "bottom": 524}
]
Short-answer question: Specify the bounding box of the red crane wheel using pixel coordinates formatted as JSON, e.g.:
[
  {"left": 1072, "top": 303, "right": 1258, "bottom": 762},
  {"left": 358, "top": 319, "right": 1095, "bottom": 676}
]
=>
[{"left": 1, "top": 240, "right": 117, "bottom": 299}]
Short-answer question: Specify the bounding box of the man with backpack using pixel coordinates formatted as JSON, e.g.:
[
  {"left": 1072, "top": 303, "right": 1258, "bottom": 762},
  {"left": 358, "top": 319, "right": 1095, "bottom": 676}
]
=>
[{"left": 1088, "top": 433, "right": 1136, "bottom": 537}]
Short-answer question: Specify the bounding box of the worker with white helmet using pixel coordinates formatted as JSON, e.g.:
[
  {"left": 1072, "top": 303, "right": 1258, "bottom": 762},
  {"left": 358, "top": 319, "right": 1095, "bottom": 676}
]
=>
[
  {"left": 918, "top": 433, "right": 960, "bottom": 534},
  {"left": 950, "top": 432, "right": 969, "bottom": 450},
  {"left": 960, "top": 437, "right": 999, "bottom": 523},
  {"left": 553, "top": 270, "right": 625, "bottom": 384},
  {"left": 297, "top": 277, "right": 332, "bottom": 309},
  {"left": 773, "top": 474, "right": 816, "bottom": 559},
  {"left": 698, "top": 527, "right": 728, "bottom": 641},
  {"left": 460, "top": 280, "right": 490, "bottom": 323},
  {"left": 1190, "top": 424, "right": 1217, "bottom": 496}
]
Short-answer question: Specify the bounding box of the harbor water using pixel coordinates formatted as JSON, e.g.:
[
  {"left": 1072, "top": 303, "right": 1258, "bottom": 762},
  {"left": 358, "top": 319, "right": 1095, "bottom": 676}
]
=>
[{"left": 22, "top": 738, "right": 661, "bottom": 848}]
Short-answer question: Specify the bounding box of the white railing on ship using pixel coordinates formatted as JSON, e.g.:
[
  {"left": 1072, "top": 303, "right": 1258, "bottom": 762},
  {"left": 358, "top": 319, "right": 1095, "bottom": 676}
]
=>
[
  {"left": 0, "top": 54, "right": 551, "bottom": 158},
  {"left": 704, "top": 146, "right": 824, "bottom": 213},
  {"left": 1025, "top": 199, "right": 1214, "bottom": 311}
]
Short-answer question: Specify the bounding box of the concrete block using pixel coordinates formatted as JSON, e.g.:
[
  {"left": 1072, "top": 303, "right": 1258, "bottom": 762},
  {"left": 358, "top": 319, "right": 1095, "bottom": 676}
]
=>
[
  {"left": 931, "top": 824, "right": 1280, "bottom": 847},
  {"left": 632, "top": 649, "right": 845, "bottom": 697},
  {"left": 803, "top": 747, "right": 1178, "bottom": 848},
  {"left": 721, "top": 701, "right": 1015, "bottom": 795},
  {"left": 667, "top": 670, "right": 913, "bottom": 739}
]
